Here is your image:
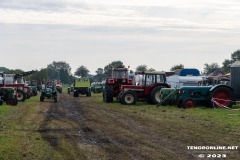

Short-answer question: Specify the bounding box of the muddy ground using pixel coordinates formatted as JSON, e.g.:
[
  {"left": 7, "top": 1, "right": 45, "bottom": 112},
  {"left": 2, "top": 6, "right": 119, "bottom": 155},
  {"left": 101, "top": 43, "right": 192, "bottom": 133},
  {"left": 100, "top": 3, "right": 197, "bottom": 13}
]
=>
[
  {"left": 38, "top": 93, "right": 192, "bottom": 160},
  {"left": 1, "top": 93, "right": 239, "bottom": 160}
]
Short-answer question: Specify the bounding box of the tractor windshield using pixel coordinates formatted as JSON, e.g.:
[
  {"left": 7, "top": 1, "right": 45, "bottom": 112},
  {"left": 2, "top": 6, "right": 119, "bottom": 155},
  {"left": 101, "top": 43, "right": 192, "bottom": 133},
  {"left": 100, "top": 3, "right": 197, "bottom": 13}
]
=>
[
  {"left": 112, "top": 70, "right": 128, "bottom": 78},
  {"left": 144, "top": 74, "right": 165, "bottom": 86}
]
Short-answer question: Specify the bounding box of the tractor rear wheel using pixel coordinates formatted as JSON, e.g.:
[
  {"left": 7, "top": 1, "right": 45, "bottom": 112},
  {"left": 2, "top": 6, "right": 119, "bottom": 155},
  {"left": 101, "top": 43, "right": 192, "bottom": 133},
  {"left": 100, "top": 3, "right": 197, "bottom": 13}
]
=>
[
  {"left": 150, "top": 86, "right": 163, "bottom": 104},
  {"left": 32, "top": 90, "right": 38, "bottom": 96},
  {"left": 183, "top": 98, "right": 195, "bottom": 109},
  {"left": 121, "top": 91, "right": 137, "bottom": 105},
  {"left": 6, "top": 98, "right": 16, "bottom": 106},
  {"left": 17, "top": 90, "right": 26, "bottom": 102},
  {"left": 177, "top": 100, "right": 183, "bottom": 108},
  {"left": 210, "top": 87, "right": 233, "bottom": 108},
  {"left": 105, "top": 85, "right": 114, "bottom": 102}
]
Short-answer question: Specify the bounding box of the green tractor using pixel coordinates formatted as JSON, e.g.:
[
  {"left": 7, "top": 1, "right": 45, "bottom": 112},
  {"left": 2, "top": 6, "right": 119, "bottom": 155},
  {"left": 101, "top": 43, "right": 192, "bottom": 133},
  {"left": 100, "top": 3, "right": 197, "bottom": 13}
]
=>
[
  {"left": 40, "top": 81, "right": 57, "bottom": 103},
  {"left": 68, "top": 77, "right": 91, "bottom": 97},
  {"left": 26, "top": 80, "right": 38, "bottom": 96},
  {"left": 0, "top": 87, "right": 18, "bottom": 106},
  {"left": 91, "top": 82, "right": 103, "bottom": 94},
  {"left": 158, "top": 85, "right": 233, "bottom": 109}
]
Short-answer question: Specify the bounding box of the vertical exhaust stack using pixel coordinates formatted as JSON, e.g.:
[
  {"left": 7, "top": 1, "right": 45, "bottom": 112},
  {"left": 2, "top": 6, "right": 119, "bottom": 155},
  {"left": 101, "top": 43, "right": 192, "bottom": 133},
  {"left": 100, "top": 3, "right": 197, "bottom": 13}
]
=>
[{"left": 230, "top": 61, "right": 240, "bottom": 99}]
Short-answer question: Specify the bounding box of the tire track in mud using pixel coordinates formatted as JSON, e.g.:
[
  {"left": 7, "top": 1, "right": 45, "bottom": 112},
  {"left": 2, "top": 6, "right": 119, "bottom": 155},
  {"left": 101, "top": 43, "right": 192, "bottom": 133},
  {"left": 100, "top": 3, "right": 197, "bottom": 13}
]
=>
[
  {"left": 38, "top": 94, "right": 87, "bottom": 159},
  {"left": 81, "top": 103, "right": 195, "bottom": 160},
  {"left": 38, "top": 93, "right": 142, "bottom": 160},
  {"left": 38, "top": 93, "right": 195, "bottom": 160}
]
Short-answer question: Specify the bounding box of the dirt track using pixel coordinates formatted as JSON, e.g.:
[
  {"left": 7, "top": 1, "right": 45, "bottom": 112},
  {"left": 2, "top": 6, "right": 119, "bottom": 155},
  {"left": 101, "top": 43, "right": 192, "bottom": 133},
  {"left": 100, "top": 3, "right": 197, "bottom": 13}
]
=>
[
  {"left": 35, "top": 93, "right": 198, "bottom": 160},
  {"left": 3, "top": 92, "right": 236, "bottom": 160}
]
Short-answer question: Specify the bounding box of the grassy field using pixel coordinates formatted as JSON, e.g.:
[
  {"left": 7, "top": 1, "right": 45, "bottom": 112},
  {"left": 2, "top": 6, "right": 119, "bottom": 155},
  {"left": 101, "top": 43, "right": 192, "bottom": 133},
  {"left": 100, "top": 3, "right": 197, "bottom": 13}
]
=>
[{"left": 0, "top": 93, "right": 239, "bottom": 159}]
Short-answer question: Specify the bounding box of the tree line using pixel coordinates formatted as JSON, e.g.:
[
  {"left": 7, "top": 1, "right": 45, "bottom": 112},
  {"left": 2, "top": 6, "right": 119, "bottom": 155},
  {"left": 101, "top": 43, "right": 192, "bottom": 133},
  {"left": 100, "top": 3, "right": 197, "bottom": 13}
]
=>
[{"left": 0, "top": 50, "right": 239, "bottom": 84}]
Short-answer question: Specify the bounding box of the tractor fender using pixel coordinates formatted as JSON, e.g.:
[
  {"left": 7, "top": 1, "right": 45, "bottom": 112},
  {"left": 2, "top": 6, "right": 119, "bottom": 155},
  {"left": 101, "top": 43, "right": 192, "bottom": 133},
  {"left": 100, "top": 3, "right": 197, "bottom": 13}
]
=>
[
  {"left": 209, "top": 84, "right": 233, "bottom": 93},
  {"left": 149, "top": 84, "right": 170, "bottom": 93}
]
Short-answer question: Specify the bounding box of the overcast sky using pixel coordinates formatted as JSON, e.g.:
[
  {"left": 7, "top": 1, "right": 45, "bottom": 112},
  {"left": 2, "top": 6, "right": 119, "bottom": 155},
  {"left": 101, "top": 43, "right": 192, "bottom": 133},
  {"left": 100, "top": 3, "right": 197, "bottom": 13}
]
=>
[{"left": 0, "top": 0, "right": 240, "bottom": 74}]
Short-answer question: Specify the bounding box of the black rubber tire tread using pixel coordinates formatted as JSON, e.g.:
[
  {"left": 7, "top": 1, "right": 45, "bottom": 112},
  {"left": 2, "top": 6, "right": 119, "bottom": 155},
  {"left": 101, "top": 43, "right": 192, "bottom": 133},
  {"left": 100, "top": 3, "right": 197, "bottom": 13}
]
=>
[
  {"left": 177, "top": 100, "right": 182, "bottom": 108},
  {"left": 73, "top": 91, "right": 78, "bottom": 97},
  {"left": 6, "top": 98, "right": 16, "bottom": 106},
  {"left": 121, "top": 91, "right": 137, "bottom": 105},
  {"left": 150, "top": 86, "right": 164, "bottom": 104},
  {"left": 105, "top": 85, "right": 114, "bottom": 102},
  {"left": 102, "top": 91, "right": 105, "bottom": 101}
]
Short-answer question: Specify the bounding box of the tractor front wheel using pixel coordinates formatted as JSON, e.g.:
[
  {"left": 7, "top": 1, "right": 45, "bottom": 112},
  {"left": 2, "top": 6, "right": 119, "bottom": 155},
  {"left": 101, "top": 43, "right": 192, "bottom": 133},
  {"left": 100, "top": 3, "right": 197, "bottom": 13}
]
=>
[
  {"left": 183, "top": 98, "right": 195, "bottom": 109},
  {"left": 104, "top": 85, "right": 114, "bottom": 103},
  {"left": 73, "top": 91, "right": 79, "bottom": 97},
  {"left": 17, "top": 90, "right": 26, "bottom": 102},
  {"left": 6, "top": 98, "right": 17, "bottom": 106},
  {"left": 121, "top": 91, "right": 137, "bottom": 105}
]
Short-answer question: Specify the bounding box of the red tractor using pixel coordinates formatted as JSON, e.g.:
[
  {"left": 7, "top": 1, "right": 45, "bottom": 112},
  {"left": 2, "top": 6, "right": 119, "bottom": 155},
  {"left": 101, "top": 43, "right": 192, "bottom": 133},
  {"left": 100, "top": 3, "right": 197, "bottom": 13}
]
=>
[
  {"left": 119, "top": 71, "right": 171, "bottom": 105},
  {"left": 0, "top": 70, "right": 35, "bottom": 101},
  {"left": 103, "top": 67, "right": 133, "bottom": 102}
]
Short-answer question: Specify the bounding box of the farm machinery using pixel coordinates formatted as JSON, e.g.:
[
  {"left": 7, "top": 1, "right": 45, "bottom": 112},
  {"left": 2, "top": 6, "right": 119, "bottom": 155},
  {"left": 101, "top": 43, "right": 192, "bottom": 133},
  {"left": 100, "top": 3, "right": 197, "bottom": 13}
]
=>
[
  {"left": 103, "top": 67, "right": 133, "bottom": 102},
  {"left": 26, "top": 80, "right": 38, "bottom": 96},
  {"left": 0, "top": 87, "right": 18, "bottom": 106},
  {"left": 0, "top": 70, "right": 35, "bottom": 101},
  {"left": 40, "top": 81, "right": 57, "bottom": 103},
  {"left": 158, "top": 85, "right": 232, "bottom": 109},
  {"left": 91, "top": 82, "right": 103, "bottom": 94},
  {"left": 118, "top": 71, "right": 171, "bottom": 105},
  {"left": 68, "top": 77, "right": 91, "bottom": 97},
  {"left": 158, "top": 61, "right": 240, "bottom": 109}
]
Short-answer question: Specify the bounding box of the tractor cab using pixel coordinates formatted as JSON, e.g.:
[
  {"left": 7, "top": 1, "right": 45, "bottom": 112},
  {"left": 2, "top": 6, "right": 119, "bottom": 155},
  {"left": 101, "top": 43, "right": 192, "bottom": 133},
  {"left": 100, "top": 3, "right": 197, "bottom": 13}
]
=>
[
  {"left": 119, "top": 71, "right": 170, "bottom": 105},
  {"left": 112, "top": 68, "right": 128, "bottom": 79},
  {"left": 103, "top": 67, "right": 133, "bottom": 102}
]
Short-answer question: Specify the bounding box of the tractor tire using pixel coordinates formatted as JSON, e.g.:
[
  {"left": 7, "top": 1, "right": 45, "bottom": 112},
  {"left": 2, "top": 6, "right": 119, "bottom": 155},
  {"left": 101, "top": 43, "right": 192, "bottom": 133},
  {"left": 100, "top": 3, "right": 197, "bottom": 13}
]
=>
[
  {"left": 74, "top": 91, "right": 79, "bottom": 97},
  {"left": 150, "top": 86, "right": 164, "bottom": 104},
  {"left": 86, "top": 89, "right": 91, "bottom": 97},
  {"left": 183, "top": 98, "right": 195, "bottom": 109},
  {"left": 17, "top": 90, "right": 26, "bottom": 102},
  {"left": 177, "top": 100, "right": 183, "bottom": 108},
  {"left": 121, "top": 91, "right": 137, "bottom": 105},
  {"left": 40, "top": 96, "right": 44, "bottom": 102},
  {"left": 68, "top": 88, "right": 70, "bottom": 94},
  {"left": 6, "top": 98, "right": 17, "bottom": 106},
  {"left": 13, "top": 96, "right": 18, "bottom": 105},
  {"left": 103, "top": 91, "right": 105, "bottom": 101},
  {"left": 118, "top": 92, "right": 124, "bottom": 104},
  {"left": 89, "top": 90, "right": 91, "bottom": 97},
  {"left": 210, "top": 87, "right": 233, "bottom": 108},
  {"left": 105, "top": 85, "right": 114, "bottom": 103},
  {"left": 32, "top": 90, "right": 38, "bottom": 96}
]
